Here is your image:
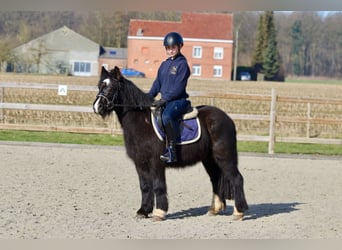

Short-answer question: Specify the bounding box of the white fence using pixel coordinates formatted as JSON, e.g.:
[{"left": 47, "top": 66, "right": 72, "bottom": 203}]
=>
[{"left": 0, "top": 82, "right": 341, "bottom": 154}]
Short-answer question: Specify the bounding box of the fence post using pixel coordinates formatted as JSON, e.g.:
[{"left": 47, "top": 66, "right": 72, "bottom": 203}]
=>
[
  {"left": 306, "top": 102, "right": 311, "bottom": 138},
  {"left": 210, "top": 97, "right": 215, "bottom": 106},
  {"left": 268, "top": 88, "right": 277, "bottom": 154},
  {"left": 0, "top": 87, "right": 3, "bottom": 123}
]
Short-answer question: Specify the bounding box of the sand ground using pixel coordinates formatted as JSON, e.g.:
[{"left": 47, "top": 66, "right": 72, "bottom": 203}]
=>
[{"left": 0, "top": 142, "right": 341, "bottom": 239}]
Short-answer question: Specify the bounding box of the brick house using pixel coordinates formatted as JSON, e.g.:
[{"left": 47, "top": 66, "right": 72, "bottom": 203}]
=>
[{"left": 127, "top": 12, "right": 234, "bottom": 79}]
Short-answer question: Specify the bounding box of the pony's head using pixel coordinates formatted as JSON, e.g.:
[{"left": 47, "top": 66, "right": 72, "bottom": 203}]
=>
[{"left": 93, "top": 66, "right": 122, "bottom": 118}]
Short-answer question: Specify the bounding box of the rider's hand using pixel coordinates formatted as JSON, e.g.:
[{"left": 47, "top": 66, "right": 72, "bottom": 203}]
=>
[{"left": 152, "top": 99, "right": 166, "bottom": 108}]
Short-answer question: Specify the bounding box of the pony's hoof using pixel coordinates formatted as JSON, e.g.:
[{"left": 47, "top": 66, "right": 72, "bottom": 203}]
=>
[
  {"left": 152, "top": 209, "right": 166, "bottom": 222},
  {"left": 233, "top": 206, "right": 244, "bottom": 221},
  {"left": 207, "top": 209, "right": 218, "bottom": 216},
  {"left": 233, "top": 213, "right": 244, "bottom": 221},
  {"left": 207, "top": 194, "right": 225, "bottom": 216}
]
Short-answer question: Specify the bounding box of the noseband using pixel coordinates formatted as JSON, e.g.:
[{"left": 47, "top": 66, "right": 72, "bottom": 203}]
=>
[{"left": 95, "top": 92, "right": 117, "bottom": 110}]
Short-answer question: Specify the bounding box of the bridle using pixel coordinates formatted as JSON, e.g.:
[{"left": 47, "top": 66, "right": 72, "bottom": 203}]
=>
[
  {"left": 95, "top": 92, "right": 118, "bottom": 110},
  {"left": 94, "top": 79, "right": 151, "bottom": 110}
]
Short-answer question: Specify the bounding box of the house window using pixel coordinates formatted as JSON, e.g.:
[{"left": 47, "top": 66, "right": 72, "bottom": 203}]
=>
[
  {"left": 193, "top": 46, "right": 202, "bottom": 58},
  {"left": 192, "top": 65, "right": 201, "bottom": 76},
  {"left": 214, "top": 47, "right": 224, "bottom": 59},
  {"left": 213, "top": 65, "right": 223, "bottom": 77},
  {"left": 73, "top": 61, "right": 91, "bottom": 76}
]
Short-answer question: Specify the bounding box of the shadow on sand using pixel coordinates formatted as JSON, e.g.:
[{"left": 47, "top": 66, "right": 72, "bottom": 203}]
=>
[
  {"left": 243, "top": 202, "right": 302, "bottom": 220},
  {"left": 167, "top": 202, "right": 302, "bottom": 220}
]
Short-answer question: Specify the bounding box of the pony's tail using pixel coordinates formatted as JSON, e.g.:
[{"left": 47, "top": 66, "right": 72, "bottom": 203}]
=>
[
  {"left": 218, "top": 138, "right": 238, "bottom": 201},
  {"left": 218, "top": 162, "right": 249, "bottom": 213},
  {"left": 218, "top": 172, "right": 233, "bottom": 201}
]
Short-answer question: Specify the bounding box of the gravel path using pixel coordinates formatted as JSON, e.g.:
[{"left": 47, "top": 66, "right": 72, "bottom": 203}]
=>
[{"left": 0, "top": 142, "right": 341, "bottom": 239}]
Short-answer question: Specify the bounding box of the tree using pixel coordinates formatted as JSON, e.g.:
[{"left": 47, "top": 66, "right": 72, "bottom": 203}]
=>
[
  {"left": 290, "top": 20, "right": 304, "bottom": 75},
  {"left": 252, "top": 11, "right": 282, "bottom": 81},
  {"left": 29, "top": 39, "right": 48, "bottom": 73},
  {"left": 299, "top": 12, "right": 321, "bottom": 76},
  {"left": 252, "top": 14, "right": 266, "bottom": 72},
  {"left": 0, "top": 40, "right": 15, "bottom": 71},
  {"left": 263, "top": 31, "right": 281, "bottom": 81},
  {"left": 232, "top": 11, "right": 259, "bottom": 66},
  {"left": 2, "top": 11, "right": 342, "bottom": 78}
]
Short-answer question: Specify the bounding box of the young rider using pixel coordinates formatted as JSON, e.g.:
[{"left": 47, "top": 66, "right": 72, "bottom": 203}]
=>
[{"left": 149, "top": 32, "right": 191, "bottom": 163}]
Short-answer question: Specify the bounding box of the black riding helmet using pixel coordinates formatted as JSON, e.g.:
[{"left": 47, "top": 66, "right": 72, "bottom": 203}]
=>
[{"left": 163, "top": 32, "right": 184, "bottom": 47}]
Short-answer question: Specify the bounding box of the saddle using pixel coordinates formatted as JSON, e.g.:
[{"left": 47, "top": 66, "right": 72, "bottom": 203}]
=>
[{"left": 151, "top": 106, "right": 201, "bottom": 145}]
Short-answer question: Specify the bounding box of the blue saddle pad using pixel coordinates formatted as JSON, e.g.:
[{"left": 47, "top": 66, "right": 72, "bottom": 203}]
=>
[{"left": 151, "top": 113, "right": 201, "bottom": 145}]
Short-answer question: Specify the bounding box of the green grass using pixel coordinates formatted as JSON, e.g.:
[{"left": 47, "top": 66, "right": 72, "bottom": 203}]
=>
[
  {"left": 237, "top": 141, "right": 341, "bottom": 155},
  {"left": 0, "top": 130, "right": 341, "bottom": 156},
  {"left": 0, "top": 130, "right": 123, "bottom": 146}
]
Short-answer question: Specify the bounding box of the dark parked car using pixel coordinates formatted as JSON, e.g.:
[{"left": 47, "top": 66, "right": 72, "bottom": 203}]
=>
[
  {"left": 121, "top": 68, "right": 145, "bottom": 78},
  {"left": 240, "top": 71, "right": 251, "bottom": 81}
]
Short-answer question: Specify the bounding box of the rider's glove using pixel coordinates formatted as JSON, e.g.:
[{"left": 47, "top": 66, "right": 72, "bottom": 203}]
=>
[{"left": 151, "top": 99, "right": 166, "bottom": 108}]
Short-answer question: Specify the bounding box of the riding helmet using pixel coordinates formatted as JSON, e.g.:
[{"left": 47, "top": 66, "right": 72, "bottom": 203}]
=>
[{"left": 163, "top": 32, "right": 184, "bottom": 47}]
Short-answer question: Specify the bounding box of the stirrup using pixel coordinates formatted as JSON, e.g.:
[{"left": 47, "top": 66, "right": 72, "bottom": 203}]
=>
[{"left": 160, "top": 148, "right": 177, "bottom": 163}]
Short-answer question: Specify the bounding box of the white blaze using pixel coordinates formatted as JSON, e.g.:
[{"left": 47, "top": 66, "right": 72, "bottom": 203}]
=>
[
  {"left": 93, "top": 98, "right": 101, "bottom": 113},
  {"left": 103, "top": 78, "right": 110, "bottom": 85},
  {"left": 94, "top": 78, "right": 110, "bottom": 113}
]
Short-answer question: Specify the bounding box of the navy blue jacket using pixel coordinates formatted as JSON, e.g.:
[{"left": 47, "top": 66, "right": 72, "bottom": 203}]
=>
[{"left": 148, "top": 54, "right": 190, "bottom": 102}]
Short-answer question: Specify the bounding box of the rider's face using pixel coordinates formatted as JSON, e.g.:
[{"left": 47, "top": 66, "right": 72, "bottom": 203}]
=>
[{"left": 165, "top": 45, "right": 180, "bottom": 58}]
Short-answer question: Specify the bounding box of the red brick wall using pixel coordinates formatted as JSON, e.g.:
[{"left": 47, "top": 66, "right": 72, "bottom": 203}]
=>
[
  {"left": 127, "top": 38, "right": 233, "bottom": 80},
  {"left": 127, "top": 39, "right": 164, "bottom": 78}
]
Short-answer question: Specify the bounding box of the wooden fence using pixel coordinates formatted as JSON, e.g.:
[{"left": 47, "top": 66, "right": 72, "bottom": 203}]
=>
[{"left": 0, "top": 82, "right": 341, "bottom": 154}]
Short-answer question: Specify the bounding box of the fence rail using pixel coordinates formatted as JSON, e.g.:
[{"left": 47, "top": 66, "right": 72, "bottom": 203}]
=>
[{"left": 1, "top": 82, "right": 341, "bottom": 154}]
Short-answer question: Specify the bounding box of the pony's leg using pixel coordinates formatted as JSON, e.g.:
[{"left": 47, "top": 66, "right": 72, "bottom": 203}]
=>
[
  {"left": 202, "top": 157, "right": 226, "bottom": 216},
  {"left": 218, "top": 161, "right": 248, "bottom": 220},
  {"left": 230, "top": 170, "right": 248, "bottom": 220},
  {"left": 151, "top": 167, "right": 168, "bottom": 221},
  {"left": 233, "top": 204, "right": 244, "bottom": 221},
  {"left": 208, "top": 193, "right": 225, "bottom": 216},
  {"left": 212, "top": 142, "right": 248, "bottom": 220},
  {"left": 135, "top": 167, "right": 154, "bottom": 219}
]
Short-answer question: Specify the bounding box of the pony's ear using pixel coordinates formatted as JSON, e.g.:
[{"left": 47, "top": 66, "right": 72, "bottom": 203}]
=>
[
  {"left": 111, "top": 66, "right": 123, "bottom": 81},
  {"left": 101, "top": 66, "right": 109, "bottom": 78}
]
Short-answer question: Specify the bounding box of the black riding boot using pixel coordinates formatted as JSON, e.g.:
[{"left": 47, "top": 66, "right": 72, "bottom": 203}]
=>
[
  {"left": 160, "top": 122, "right": 178, "bottom": 163},
  {"left": 160, "top": 140, "right": 177, "bottom": 163}
]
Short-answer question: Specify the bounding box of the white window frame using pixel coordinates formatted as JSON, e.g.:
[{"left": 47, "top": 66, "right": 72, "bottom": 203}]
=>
[
  {"left": 73, "top": 61, "right": 92, "bottom": 76},
  {"left": 213, "top": 47, "right": 224, "bottom": 60},
  {"left": 213, "top": 65, "right": 223, "bottom": 77},
  {"left": 192, "top": 65, "right": 202, "bottom": 76},
  {"left": 192, "top": 46, "right": 202, "bottom": 58}
]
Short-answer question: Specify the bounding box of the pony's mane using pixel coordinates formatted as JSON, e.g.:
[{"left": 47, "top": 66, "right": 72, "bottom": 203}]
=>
[{"left": 120, "top": 77, "right": 154, "bottom": 106}]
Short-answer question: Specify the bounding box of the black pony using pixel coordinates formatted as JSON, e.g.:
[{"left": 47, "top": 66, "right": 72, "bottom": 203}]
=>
[{"left": 93, "top": 66, "right": 248, "bottom": 221}]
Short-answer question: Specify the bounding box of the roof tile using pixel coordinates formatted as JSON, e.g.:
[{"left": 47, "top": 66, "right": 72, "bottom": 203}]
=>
[{"left": 129, "top": 12, "right": 233, "bottom": 40}]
